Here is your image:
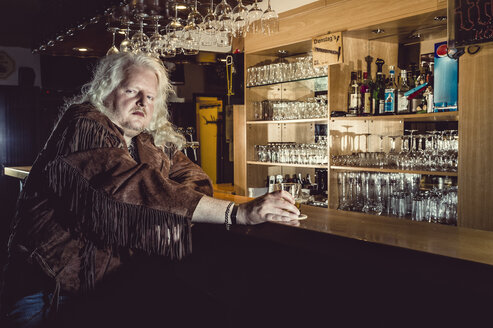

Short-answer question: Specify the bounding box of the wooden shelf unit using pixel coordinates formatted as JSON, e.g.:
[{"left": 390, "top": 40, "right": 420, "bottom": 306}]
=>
[
  {"left": 247, "top": 118, "right": 329, "bottom": 125},
  {"left": 236, "top": 0, "right": 493, "bottom": 231},
  {"left": 330, "top": 112, "right": 458, "bottom": 122},
  {"left": 248, "top": 161, "right": 328, "bottom": 169},
  {"left": 330, "top": 166, "right": 458, "bottom": 177}
]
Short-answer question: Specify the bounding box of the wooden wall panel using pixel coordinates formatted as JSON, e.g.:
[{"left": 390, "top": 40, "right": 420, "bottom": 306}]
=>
[
  {"left": 458, "top": 43, "right": 493, "bottom": 231},
  {"left": 245, "top": 0, "right": 443, "bottom": 54},
  {"left": 233, "top": 105, "right": 247, "bottom": 196}
]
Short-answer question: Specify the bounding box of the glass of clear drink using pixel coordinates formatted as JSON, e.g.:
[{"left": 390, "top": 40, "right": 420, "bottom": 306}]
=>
[{"left": 273, "top": 182, "right": 307, "bottom": 219}]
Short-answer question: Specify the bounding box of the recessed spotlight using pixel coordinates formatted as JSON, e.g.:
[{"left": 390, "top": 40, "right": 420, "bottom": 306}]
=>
[
  {"left": 73, "top": 47, "right": 92, "bottom": 52},
  {"left": 372, "top": 28, "right": 385, "bottom": 34},
  {"left": 434, "top": 16, "right": 447, "bottom": 21}
]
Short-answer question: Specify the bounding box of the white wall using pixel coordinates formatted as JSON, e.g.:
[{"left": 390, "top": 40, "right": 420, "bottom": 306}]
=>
[
  {"left": 255, "top": 0, "right": 318, "bottom": 13},
  {"left": 0, "top": 46, "right": 41, "bottom": 87}
]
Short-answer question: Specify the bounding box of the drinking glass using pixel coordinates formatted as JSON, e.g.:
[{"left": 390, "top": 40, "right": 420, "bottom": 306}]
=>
[
  {"left": 201, "top": 1, "right": 217, "bottom": 46},
  {"left": 130, "top": 16, "right": 150, "bottom": 54},
  {"left": 261, "top": 0, "right": 279, "bottom": 35},
  {"left": 166, "top": 4, "right": 185, "bottom": 51},
  {"left": 273, "top": 182, "right": 307, "bottom": 219},
  {"left": 232, "top": 0, "right": 248, "bottom": 38},
  {"left": 337, "top": 172, "right": 351, "bottom": 210},
  {"left": 248, "top": 0, "right": 263, "bottom": 34},
  {"left": 119, "top": 24, "right": 132, "bottom": 52},
  {"left": 215, "top": 0, "right": 233, "bottom": 47},
  {"left": 148, "top": 17, "right": 163, "bottom": 58},
  {"left": 183, "top": 0, "right": 203, "bottom": 55},
  {"left": 106, "top": 27, "right": 120, "bottom": 56}
]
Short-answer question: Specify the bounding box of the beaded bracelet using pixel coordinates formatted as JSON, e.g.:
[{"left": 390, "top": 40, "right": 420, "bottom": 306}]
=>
[
  {"left": 225, "top": 202, "right": 235, "bottom": 230},
  {"left": 231, "top": 204, "right": 239, "bottom": 225}
]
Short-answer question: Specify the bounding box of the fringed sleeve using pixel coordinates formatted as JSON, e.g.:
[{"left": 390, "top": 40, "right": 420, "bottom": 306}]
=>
[
  {"left": 42, "top": 110, "right": 204, "bottom": 260},
  {"left": 45, "top": 150, "right": 204, "bottom": 259},
  {"left": 168, "top": 150, "right": 214, "bottom": 197}
]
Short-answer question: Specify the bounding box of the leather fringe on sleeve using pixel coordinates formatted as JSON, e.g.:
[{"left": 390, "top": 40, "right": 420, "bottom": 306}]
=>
[{"left": 46, "top": 158, "right": 192, "bottom": 260}]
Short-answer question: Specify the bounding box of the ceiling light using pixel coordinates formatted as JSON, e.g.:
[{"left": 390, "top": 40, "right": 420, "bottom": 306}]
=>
[
  {"left": 73, "top": 47, "right": 92, "bottom": 52},
  {"left": 372, "top": 28, "right": 385, "bottom": 34},
  {"left": 175, "top": 4, "right": 188, "bottom": 10}
]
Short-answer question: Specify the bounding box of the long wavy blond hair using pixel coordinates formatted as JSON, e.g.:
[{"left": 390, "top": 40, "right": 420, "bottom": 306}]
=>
[{"left": 67, "top": 52, "right": 185, "bottom": 150}]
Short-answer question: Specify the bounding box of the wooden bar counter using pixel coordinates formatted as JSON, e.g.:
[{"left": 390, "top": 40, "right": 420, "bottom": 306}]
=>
[
  {"left": 5, "top": 166, "right": 493, "bottom": 326},
  {"left": 214, "top": 191, "right": 493, "bottom": 268},
  {"left": 5, "top": 166, "right": 493, "bottom": 268}
]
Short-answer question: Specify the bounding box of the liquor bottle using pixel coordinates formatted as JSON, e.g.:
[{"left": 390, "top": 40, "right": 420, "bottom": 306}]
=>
[
  {"left": 384, "top": 66, "right": 397, "bottom": 114},
  {"left": 397, "top": 69, "right": 411, "bottom": 114},
  {"left": 414, "top": 90, "right": 427, "bottom": 114},
  {"left": 356, "top": 70, "right": 363, "bottom": 114},
  {"left": 360, "top": 72, "right": 372, "bottom": 115},
  {"left": 347, "top": 71, "right": 360, "bottom": 115},
  {"left": 296, "top": 173, "right": 303, "bottom": 185},
  {"left": 373, "top": 58, "right": 385, "bottom": 115},
  {"left": 411, "top": 65, "right": 427, "bottom": 113},
  {"left": 425, "top": 62, "right": 434, "bottom": 113}
]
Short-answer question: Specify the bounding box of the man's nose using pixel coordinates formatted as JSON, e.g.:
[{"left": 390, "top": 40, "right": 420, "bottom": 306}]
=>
[{"left": 137, "top": 94, "right": 147, "bottom": 107}]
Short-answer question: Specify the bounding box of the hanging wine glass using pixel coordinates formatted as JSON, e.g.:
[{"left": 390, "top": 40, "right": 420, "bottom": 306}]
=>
[
  {"left": 130, "top": 0, "right": 151, "bottom": 53},
  {"left": 261, "top": 0, "right": 279, "bottom": 36},
  {"left": 214, "top": 0, "right": 232, "bottom": 47},
  {"left": 119, "top": 24, "right": 132, "bottom": 52},
  {"left": 215, "top": 0, "right": 233, "bottom": 48},
  {"left": 148, "top": 16, "right": 163, "bottom": 58},
  {"left": 147, "top": 2, "right": 165, "bottom": 58},
  {"left": 165, "top": 4, "right": 184, "bottom": 55},
  {"left": 130, "top": 17, "right": 150, "bottom": 53},
  {"left": 160, "top": 31, "right": 176, "bottom": 58},
  {"left": 201, "top": 0, "right": 217, "bottom": 46},
  {"left": 183, "top": 0, "right": 203, "bottom": 55},
  {"left": 216, "top": 20, "right": 232, "bottom": 48},
  {"left": 232, "top": 0, "right": 248, "bottom": 38},
  {"left": 118, "top": 5, "right": 133, "bottom": 52},
  {"left": 106, "top": 27, "right": 120, "bottom": 56},
  {"left": 247, "top": 0, "right": 263, "bottom": 34}
]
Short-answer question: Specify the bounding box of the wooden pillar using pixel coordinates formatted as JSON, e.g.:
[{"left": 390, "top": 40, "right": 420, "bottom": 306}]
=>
[{"left": 458, "top": 43, "right": 493, "bottom": 230}]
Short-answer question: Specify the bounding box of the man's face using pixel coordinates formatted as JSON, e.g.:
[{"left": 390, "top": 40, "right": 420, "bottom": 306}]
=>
[{"left": 104, "top": 65, "right": 158, "bottom": 139}]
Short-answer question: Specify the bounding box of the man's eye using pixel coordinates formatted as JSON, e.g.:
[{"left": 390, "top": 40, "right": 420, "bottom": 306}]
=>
[
  {"left": 125, "top": 89, "right": 135, "bottom": 94},
  {"left": 147, "top": 96, "right": 154, "bottom": 101}
]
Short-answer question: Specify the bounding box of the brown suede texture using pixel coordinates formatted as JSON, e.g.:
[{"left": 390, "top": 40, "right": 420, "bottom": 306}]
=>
[{"left": 6, "top": 103, "right": 213, "bottom": 300}]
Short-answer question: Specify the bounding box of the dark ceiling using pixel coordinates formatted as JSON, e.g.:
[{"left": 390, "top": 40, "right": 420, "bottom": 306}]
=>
[{"left": 0, "top": 0, "right": 261, "bottom": 58}]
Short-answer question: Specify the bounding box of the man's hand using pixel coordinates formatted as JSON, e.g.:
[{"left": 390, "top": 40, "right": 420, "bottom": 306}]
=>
[{"left": 237, "top": 190, "right": 301, "bottom": 225}]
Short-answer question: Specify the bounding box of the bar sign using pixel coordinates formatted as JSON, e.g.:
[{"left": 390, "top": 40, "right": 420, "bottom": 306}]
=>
[{"left": 312, "top": 32, "right": 343, "bottom": 67}]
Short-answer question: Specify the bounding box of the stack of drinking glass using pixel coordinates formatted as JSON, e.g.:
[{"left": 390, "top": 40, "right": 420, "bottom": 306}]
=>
[
  {"left": 255, "top": 137, "right": 328, "bottom": 165},
  {"left": 337, "top": 172, "right": 457, "bottom": 225},
  {"left": 246, "top": 55, "right": 328, "bottom": 86},
  {"left": 331, "top": 130, "right": 458, "bottom": 172},
  {"left": 253, "top": 95, "right": 327, "bottom": 121}
]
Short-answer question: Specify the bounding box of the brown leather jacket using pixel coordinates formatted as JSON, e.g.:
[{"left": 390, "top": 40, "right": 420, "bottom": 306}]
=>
[{"left": 4, "top": 103, "right": 213, "bottom": 307}]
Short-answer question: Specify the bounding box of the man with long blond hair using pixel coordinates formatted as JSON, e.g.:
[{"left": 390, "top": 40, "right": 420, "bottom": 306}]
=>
[{"left": 2, "top": 52, "right": 300, "bottom": 327}]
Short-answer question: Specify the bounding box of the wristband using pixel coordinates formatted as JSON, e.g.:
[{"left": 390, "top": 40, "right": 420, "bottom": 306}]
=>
[
  {"left": 225, "top": 202, "right": 234, "bottom": 230},
  {"left": 231, "top": 204, "right": 239, "bottom": 225}
]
